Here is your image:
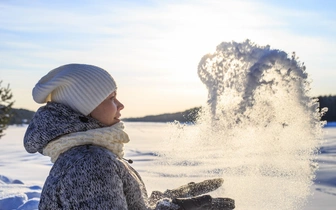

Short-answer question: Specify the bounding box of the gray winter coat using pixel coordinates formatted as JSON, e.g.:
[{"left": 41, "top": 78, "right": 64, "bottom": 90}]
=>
[{"left": 24, "top": 102, "right": 178, "bottom": 210}]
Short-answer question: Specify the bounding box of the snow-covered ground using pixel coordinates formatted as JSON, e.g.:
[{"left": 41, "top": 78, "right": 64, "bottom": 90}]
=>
[{"left": 0, "top": 123, "right": 335, "bottom": 210}]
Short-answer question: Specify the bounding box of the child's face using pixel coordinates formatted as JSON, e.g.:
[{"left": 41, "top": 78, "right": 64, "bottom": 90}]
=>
[{"left": 90, "top": 91, "right": 124, "bottom": 126}]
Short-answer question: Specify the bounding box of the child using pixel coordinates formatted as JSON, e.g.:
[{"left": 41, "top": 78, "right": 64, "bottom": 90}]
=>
[{"left": 24, "top": 64, "right": 234, "bottom": 210}]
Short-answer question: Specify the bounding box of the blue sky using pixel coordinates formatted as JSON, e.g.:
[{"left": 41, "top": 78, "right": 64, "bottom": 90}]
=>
[{"left": 1, "top": 0, "right": 335, "bottom": 117}]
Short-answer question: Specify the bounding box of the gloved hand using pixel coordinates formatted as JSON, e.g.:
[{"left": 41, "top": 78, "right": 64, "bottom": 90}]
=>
[
  {"left": 149, "top": 178, "right": 234, "bottom": 209},
  {"left": 150, "top": 178, "right": 224, "bottom": 201},
  {"left": 163, "top": 178, "right": 224, "bottom": 198},
  {"left": 172, "top": 195, "right": 235, "bottom": 210}
]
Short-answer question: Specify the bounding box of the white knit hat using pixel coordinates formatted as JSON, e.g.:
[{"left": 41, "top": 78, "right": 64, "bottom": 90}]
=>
[{"left": 33, "top": 63, "right": 117, "bottom": 115}]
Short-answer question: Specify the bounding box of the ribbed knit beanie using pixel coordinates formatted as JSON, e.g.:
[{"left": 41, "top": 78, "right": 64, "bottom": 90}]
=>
[{"left": 33, "top": 63, "right": 117, "bottom": 115}]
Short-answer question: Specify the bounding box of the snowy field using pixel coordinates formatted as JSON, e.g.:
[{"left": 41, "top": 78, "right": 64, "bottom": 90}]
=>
[{"left": 0, "top": 122, "right": 335, "bottom": 210}]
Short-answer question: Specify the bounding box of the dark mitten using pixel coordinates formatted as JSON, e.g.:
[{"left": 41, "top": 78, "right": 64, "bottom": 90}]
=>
[
  {"left": 172, "top": 195, "right": 212, "bottom": 210},
  {"left": 211, "top": 197, "right": 235, "bottom": 210},
  {"left": 172, "top": 195, "right": 235, "bottom": 210}
]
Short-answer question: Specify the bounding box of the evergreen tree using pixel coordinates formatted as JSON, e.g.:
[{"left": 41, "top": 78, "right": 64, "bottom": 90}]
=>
[{"left": 0, "top": 81, "right": 14, "bottom": 138}]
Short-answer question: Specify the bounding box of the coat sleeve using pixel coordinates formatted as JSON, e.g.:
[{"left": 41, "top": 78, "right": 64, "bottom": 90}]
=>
[{"left": 55, "top": 147, "right": 129, "bottom": 210}]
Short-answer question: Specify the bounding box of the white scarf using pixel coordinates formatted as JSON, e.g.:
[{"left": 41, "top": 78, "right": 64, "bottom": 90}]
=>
[{"left": 43, "top": 122, "right": 130, "bottom": 163}]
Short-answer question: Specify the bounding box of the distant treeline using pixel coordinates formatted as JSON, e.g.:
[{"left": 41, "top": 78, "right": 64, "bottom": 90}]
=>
[
  {"left": 7, "top": 95, "right": 336, "bottom": 124},
  {"left": 123, "top": 107, "right": 201, "bottom": 123},
  {"left": 9, "top": 108, "right": 35, "bottom": 125},
  {"left": 124, "top": 95, "right": 336, "bottom": 123}
]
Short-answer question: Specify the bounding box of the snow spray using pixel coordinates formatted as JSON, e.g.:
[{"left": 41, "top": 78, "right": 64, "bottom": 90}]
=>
[{"left": 157, "top": 40, "right": 326, "bottom": 210}]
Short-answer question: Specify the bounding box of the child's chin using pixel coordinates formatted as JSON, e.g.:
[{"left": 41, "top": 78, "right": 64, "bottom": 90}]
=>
[{"left": 110, "top": 119, "right": 120, "bottom": 125}]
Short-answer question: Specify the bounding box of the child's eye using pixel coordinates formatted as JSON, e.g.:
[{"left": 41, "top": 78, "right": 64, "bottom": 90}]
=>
[{"left": 109, "top": 92, "right": 117, "bottom": 101}]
